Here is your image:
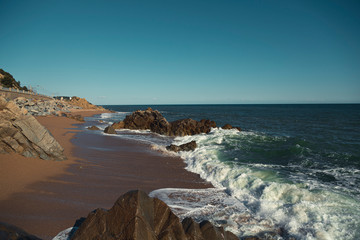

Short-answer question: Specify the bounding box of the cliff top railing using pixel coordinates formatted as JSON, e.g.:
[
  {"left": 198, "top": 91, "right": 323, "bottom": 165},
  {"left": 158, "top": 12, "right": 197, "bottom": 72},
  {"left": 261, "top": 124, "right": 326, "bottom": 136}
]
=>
[{"left": 0, "top": 85, "right": 53, "bottom": 101}]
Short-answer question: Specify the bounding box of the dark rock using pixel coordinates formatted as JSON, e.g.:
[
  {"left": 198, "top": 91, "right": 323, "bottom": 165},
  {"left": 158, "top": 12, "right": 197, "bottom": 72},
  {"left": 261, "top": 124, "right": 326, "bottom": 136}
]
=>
[
  {"left": 182, "top": 217, "right": 205, "bottom": 240},
  {"left": 72, "top": 190, "right": 188, "bottom": 240},
  {"left": 104, "top": 125, "right": 116, "bottom": 134},
  {"left": 112, "top": 108, "right": 218, "bottom": 136},
  {"left": 166, "top": 141, "right": 197, "bottom": 152},
  {"left": 0, "top": 222, "right": 41, "bottom": 240},
  {"left": 71, "top": 190, "right": 239, "bottom": 240},
  {"left": 87, "top": 125, "right": 100, "bottom": 130},
  {"left": 200, "top": 220, "right": 238, "bottom": 240},
  {"left": 222, "top": 124, "right": 241, "bottom": 131},
  {"left": 169, "top": 119, "right": 216, "bottom": 136},
  {"left": 240, "top": 236, "right": 261, "bottom": 240},
  {"left": 121, "top": 108, "right": 171, "bottom": 135}
]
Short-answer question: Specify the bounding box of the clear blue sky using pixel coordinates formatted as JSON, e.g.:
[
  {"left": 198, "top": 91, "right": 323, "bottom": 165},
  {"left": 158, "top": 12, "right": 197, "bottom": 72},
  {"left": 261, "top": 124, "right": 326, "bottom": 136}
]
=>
[{"left": 1, "top": 0, "right": 359, "bottom": 104}]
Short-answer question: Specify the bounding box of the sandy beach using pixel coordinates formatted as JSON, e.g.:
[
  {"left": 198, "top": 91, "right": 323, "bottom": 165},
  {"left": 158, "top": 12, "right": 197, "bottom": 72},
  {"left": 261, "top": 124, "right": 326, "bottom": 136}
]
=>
[{"left": 0, "top": 110, "right": 212, "bottom": 239}]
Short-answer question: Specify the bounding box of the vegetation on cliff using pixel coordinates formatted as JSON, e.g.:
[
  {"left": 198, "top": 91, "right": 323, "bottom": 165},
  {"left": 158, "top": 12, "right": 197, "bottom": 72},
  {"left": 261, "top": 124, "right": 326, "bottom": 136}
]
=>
[{"left": 0, "top": 69, "right": 29, "bottom": 91}]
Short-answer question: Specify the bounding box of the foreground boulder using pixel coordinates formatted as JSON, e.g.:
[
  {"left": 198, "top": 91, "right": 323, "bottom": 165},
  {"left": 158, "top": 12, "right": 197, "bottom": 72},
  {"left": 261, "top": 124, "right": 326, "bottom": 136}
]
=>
[
  {"left": 71, "top": 190, "right": 238, "bottom": 240},
  {"left": 0, "top": 97, "right": 66, "bottom": 161},
  {"left": 0, "top": 222, "right": 41, "bottom": 240},
  {"left": 166, "top": 141, "right": 197, "bottom": 152},
  {"left": 111, "top": 108, "right": 218, "bottom": 137}
]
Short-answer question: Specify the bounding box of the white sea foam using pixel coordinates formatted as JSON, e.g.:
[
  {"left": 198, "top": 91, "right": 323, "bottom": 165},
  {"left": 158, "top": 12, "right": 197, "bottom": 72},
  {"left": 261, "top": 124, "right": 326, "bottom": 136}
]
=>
[
  {"left": 165, "top": 128, "right": 360, "bottom": 239},
  {"left": 52, "top": 227, "right": 76, "bottom": 240},
  {"left": 88, "top": 113, "right": 360, "bottom": 239},
  {"left": 100, "top": 111, "right": 129, "bottom": 119}
]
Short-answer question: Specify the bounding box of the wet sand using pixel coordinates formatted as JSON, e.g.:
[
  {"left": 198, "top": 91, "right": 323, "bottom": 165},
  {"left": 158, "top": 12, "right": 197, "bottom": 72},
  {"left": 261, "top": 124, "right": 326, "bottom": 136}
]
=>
[{"left": 0, "top": 110, "right": 212, "bottom": 239}]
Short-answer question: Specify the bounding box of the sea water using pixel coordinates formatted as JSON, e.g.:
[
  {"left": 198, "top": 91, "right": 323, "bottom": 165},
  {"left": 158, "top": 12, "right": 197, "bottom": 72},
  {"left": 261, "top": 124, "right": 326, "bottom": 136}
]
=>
[{"left": 84, "top": 104, "right": 360, "bottom": 240}]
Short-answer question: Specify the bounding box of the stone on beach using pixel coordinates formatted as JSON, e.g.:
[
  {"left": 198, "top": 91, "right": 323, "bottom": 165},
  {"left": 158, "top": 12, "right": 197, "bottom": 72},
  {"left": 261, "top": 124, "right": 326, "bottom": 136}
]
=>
[
  {"left": 104, "top": 125, "right": 116, "bottom": 134},
  {"left": 87, "top": 125, "right": 100, "bottom": 130}
]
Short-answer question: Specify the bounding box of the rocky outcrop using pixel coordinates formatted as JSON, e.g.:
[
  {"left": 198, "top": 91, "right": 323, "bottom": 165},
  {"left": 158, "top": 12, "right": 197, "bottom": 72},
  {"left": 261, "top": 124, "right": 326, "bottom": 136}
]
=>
[
  {"left": 0, "top": 96, "right": 66, "bottom": 161},
  {"left": 116, "top": 107, "right": 171, "bottom": 135},
  {"left": 68, "top": 96, "right": 105, "bottom": 110},
  {"left": 111, "top": 108, "right": 219, "bottom": 137},
  {"left": 0, "top": 222, "right": 41, "bottom": 240},
  {"left": 166, "top": 141, "right": 197, "bottom": 152},
  {"left": 170, "top": 119, "right": 216, "bottom": 136},
  {"left": 71, "top": 190, "right": 238, "bottom": 240},
  {"left": 222, "top": 124, "right": 241, "bottom": 131}
]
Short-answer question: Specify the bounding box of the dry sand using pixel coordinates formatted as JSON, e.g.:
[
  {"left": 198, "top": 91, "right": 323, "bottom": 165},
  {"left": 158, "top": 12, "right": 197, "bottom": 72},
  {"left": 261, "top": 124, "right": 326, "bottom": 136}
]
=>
[{"left": 0, "top": 110, "right": 212, "bottom": 239}]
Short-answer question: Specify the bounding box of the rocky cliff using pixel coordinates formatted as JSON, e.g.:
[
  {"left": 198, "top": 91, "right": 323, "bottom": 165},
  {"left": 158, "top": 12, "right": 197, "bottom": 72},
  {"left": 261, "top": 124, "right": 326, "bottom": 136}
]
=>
[
  {"left": 0, "top": 96, "right": 66, "bottom": 161},
  {"left": 0, "top": 68, "right": 28, "bottom": 91}
]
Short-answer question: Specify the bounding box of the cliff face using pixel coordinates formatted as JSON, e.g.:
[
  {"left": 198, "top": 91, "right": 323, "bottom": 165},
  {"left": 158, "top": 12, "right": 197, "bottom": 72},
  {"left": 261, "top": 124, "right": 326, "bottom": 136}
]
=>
[{"left": 0, "top": 96, "right": 66, "bottom": 161}]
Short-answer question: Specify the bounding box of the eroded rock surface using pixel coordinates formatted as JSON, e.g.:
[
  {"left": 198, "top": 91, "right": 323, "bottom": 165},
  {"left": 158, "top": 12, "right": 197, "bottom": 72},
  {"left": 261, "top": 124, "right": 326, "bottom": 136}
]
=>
[
  {"left": 71, "top": 190, "right": 238, "bottom": 240},
  {"left": 0, "top": 96, "right": 66, "bottom": 161}
]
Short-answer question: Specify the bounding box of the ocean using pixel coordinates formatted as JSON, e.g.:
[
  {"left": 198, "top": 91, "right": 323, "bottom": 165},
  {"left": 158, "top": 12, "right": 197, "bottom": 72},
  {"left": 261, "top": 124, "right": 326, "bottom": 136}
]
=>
[{"left": 89, "top": 104, "right": 360, "bottom": 240}]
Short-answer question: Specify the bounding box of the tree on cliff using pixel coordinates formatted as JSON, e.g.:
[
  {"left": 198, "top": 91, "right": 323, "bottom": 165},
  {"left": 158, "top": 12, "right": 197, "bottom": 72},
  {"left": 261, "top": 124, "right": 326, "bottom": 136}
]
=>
[{"left": 0, "top": 68, "right": 28, "bottom": 91}]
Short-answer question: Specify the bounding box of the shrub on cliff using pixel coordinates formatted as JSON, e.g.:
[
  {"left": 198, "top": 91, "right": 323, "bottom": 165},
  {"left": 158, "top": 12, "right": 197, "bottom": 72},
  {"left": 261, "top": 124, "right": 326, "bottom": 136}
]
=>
[{"left": 0, "top": 68, "right": 28, "bottom": 91}]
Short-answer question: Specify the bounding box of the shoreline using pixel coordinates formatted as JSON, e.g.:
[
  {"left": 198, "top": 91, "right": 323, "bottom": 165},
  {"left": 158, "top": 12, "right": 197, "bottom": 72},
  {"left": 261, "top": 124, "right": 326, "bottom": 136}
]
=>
[{"left": 0, "top": 110, "right": 212, "bottom": 239}]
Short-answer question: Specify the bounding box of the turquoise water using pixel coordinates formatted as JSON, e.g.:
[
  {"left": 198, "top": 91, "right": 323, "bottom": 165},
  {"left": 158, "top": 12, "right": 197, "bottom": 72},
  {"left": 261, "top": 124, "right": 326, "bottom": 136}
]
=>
[{"left": 96, "top": 104, "right": 360, "bottom": 239}]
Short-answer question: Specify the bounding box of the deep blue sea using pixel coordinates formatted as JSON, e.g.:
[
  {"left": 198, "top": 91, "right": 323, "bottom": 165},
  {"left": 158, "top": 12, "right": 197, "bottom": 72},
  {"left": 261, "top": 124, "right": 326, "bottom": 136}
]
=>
[{"left": 95, "top": 104, "right": 360, "bottom": 239}]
